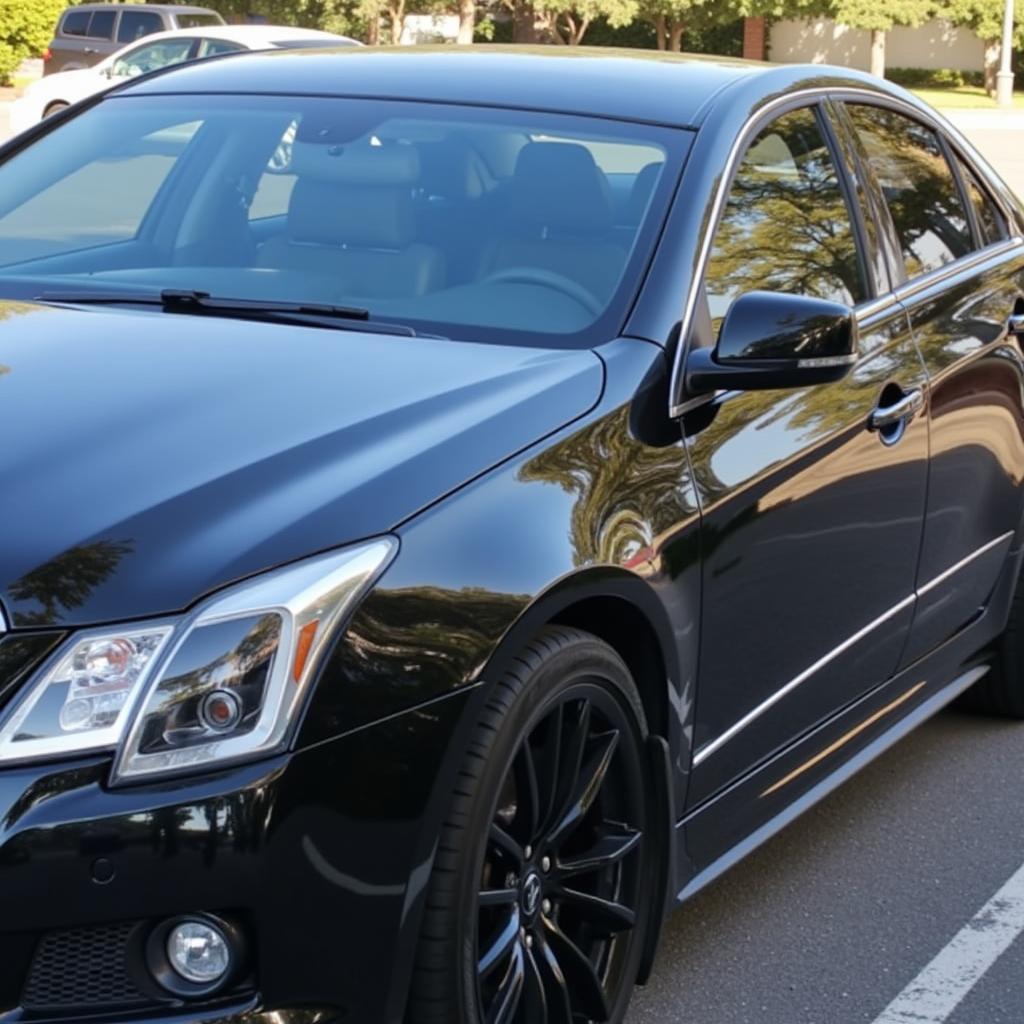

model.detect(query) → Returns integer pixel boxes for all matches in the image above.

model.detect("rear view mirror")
[686,291,857,394]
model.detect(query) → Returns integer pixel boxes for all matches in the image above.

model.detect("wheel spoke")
[522,944,549,1022]
[546,728,619,849]
[531,702,565,835]
[558,824,641,877]
[479,887,519,908]
[487,943,525,1024]
[489,823,525,866]
[513,738,541,840]
[534,934,574,1024]
[479,910,520,980]
[557,886,636,933]
[542,919,611,1022]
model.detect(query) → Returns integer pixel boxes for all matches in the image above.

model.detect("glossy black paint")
[686,291,857,392]
[1,48,1024,1024]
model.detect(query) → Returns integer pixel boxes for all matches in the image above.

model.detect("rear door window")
[87,10,116,39]
[61,10,91,36]
[197,39,245,57]
[117,9,164,43]
[846,104,972,278]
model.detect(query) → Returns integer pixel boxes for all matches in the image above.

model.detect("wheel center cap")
[521,872,543,917]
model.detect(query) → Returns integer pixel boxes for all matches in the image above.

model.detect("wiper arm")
[36,289,417,337]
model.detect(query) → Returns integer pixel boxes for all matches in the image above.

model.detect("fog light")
[166,920,231,984]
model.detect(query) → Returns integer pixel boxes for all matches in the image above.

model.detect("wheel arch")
[480,567,682,748]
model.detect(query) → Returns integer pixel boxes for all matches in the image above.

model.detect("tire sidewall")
[454,637,652,1024]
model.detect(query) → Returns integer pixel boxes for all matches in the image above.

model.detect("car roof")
[120,24,352,46]
[120,45,897,129]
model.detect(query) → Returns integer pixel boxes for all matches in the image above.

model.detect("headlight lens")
[0,537,397,780]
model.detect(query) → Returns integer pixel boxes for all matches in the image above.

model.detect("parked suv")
[44,4,224,74]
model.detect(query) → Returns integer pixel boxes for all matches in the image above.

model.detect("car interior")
[0,99,679,343]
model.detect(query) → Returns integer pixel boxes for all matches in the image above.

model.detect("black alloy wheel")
[410,627,652,1024]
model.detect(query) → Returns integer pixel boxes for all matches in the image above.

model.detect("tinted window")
[61,10,90,36]
[847,105,971,278]
[174,13,225,27]
[88,10,115,38]
[957,157,1007,247]
[705,106,866,331]
[116,10,164,43]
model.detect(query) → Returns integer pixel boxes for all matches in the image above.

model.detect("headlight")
[0,538,397,781]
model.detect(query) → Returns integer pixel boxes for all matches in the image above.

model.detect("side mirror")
[686,291,858,394]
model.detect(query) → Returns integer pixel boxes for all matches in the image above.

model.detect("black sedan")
[0,46,1021,1024]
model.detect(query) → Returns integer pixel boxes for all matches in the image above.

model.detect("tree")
[939,0,1024,94]
[533,0,639,43]
[638,0,734,51]
[0,0,65,85]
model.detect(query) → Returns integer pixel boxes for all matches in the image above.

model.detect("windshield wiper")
[36,289,417,337]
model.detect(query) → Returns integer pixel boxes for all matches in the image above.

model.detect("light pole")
[996,0,1015,107]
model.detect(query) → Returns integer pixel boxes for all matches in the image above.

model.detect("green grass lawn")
[910,84,1024,109]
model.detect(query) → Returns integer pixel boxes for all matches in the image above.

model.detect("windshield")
[0,94,689,346]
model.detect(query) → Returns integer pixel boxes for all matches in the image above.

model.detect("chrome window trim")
[893,237,1024,307]
[669,85,1024,419]
[692,531,1016,767]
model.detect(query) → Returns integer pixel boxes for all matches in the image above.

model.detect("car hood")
[0,302,603,627]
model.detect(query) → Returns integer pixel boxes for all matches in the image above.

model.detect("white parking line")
[871,859,1024,1023]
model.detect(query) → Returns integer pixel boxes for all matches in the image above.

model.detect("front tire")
[409,627,653,1024]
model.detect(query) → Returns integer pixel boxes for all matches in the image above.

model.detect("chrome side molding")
[693,530,1016,767]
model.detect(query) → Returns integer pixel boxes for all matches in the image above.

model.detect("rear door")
[684,102,930,808]
[840,102,1024,665]
[49,9,118,72]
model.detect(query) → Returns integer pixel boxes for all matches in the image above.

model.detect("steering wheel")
[481,267,604,317]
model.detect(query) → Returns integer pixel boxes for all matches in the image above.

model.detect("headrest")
[287,178,414,249]
[627,161,663,225]
[508,142,613,232]
[415,140,485,201]
[288,140,421,186]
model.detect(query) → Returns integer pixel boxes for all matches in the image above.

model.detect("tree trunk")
[669,21,683,51]
[984,38,1000,96]
[869,28,885,78]
[389,0,404,45]
[512,0,537,42]
[654,14,666,51]
[457,0,475,44]
[366,15,380,45]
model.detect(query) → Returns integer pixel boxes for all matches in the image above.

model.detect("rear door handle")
[870,387,925,431]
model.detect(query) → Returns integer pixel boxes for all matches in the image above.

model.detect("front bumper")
[0,685,479,1024]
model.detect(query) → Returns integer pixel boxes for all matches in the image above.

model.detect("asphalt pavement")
[627,707,1024,1024]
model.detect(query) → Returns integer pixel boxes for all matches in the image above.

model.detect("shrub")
[886,66,985,88]
[0,0,65,85]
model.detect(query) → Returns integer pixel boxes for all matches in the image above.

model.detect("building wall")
[769,18,987,72]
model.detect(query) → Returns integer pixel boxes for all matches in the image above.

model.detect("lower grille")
[22,921,149,1011]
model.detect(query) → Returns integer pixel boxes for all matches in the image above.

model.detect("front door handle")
[1009,313,1024,336]
[870,387,925,431]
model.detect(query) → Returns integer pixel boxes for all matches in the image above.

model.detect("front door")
[684,103,929,808]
